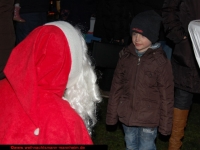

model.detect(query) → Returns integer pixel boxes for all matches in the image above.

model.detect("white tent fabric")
[188,20,200,68]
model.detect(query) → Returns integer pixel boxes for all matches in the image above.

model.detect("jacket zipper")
[129,56,141,125]
[137,57,141,65]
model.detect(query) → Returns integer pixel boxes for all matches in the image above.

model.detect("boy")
[106,10,174,150]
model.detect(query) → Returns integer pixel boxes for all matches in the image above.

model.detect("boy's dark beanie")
[130,10,162,43]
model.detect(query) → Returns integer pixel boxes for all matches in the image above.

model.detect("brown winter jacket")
[106,43,174,135]
[162,0,200,93]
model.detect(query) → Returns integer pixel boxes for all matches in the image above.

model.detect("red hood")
[4,25,72,126]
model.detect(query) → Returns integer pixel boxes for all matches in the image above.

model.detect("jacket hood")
[127,43,161,56]
[3,21,82,126]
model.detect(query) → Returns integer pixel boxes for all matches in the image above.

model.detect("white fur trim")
[45,21,83,88]
[34,128,40,136]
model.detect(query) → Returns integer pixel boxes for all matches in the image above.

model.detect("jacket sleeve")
[157,59,174,135]
[106,57,125,125]
[162,0,186,43]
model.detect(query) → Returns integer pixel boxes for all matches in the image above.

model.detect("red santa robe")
[0,22,93,144]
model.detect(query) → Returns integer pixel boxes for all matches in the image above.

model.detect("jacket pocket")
[144,71,157,87]
[137,99,159,124]
[117,97,129,118]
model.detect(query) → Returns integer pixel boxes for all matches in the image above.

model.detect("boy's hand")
[158,132,170,142]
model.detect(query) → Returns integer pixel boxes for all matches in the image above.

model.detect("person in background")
[162,0,200,149]
[0,21,101,144]
[93,0,131,98]
[13,0,25,22]
[106,10,174,150]
[15,0,49,45]
[59,0,96,36]
[93,0,130,44]
[0,0,15,80]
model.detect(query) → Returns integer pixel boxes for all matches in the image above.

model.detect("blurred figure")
[93,0,131,98]
[13,0,25,22]
[0,21,101,144]
[93,0,130,44]
[15,0,49,45]
[0,0,15,80]
[162,0,200,149]
[59,0,96,35]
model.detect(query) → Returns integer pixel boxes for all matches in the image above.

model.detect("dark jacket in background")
[106,43,174,135]
[163,0,200,93]
[0,0,15,79]
[19,0,49,13]
[15,0,49,45]
[93,0,130,41]
[60,0,96,34]
[130,0,164,16]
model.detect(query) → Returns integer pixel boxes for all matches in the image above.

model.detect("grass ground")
[92,97,200,150]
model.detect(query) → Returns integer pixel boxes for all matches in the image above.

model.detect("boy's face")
[132,32,152,52]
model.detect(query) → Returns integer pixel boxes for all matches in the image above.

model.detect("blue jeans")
[174,88,193,110]
[122,124,157,150]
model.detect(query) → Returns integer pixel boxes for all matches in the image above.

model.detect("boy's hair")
[130,10,162,43]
